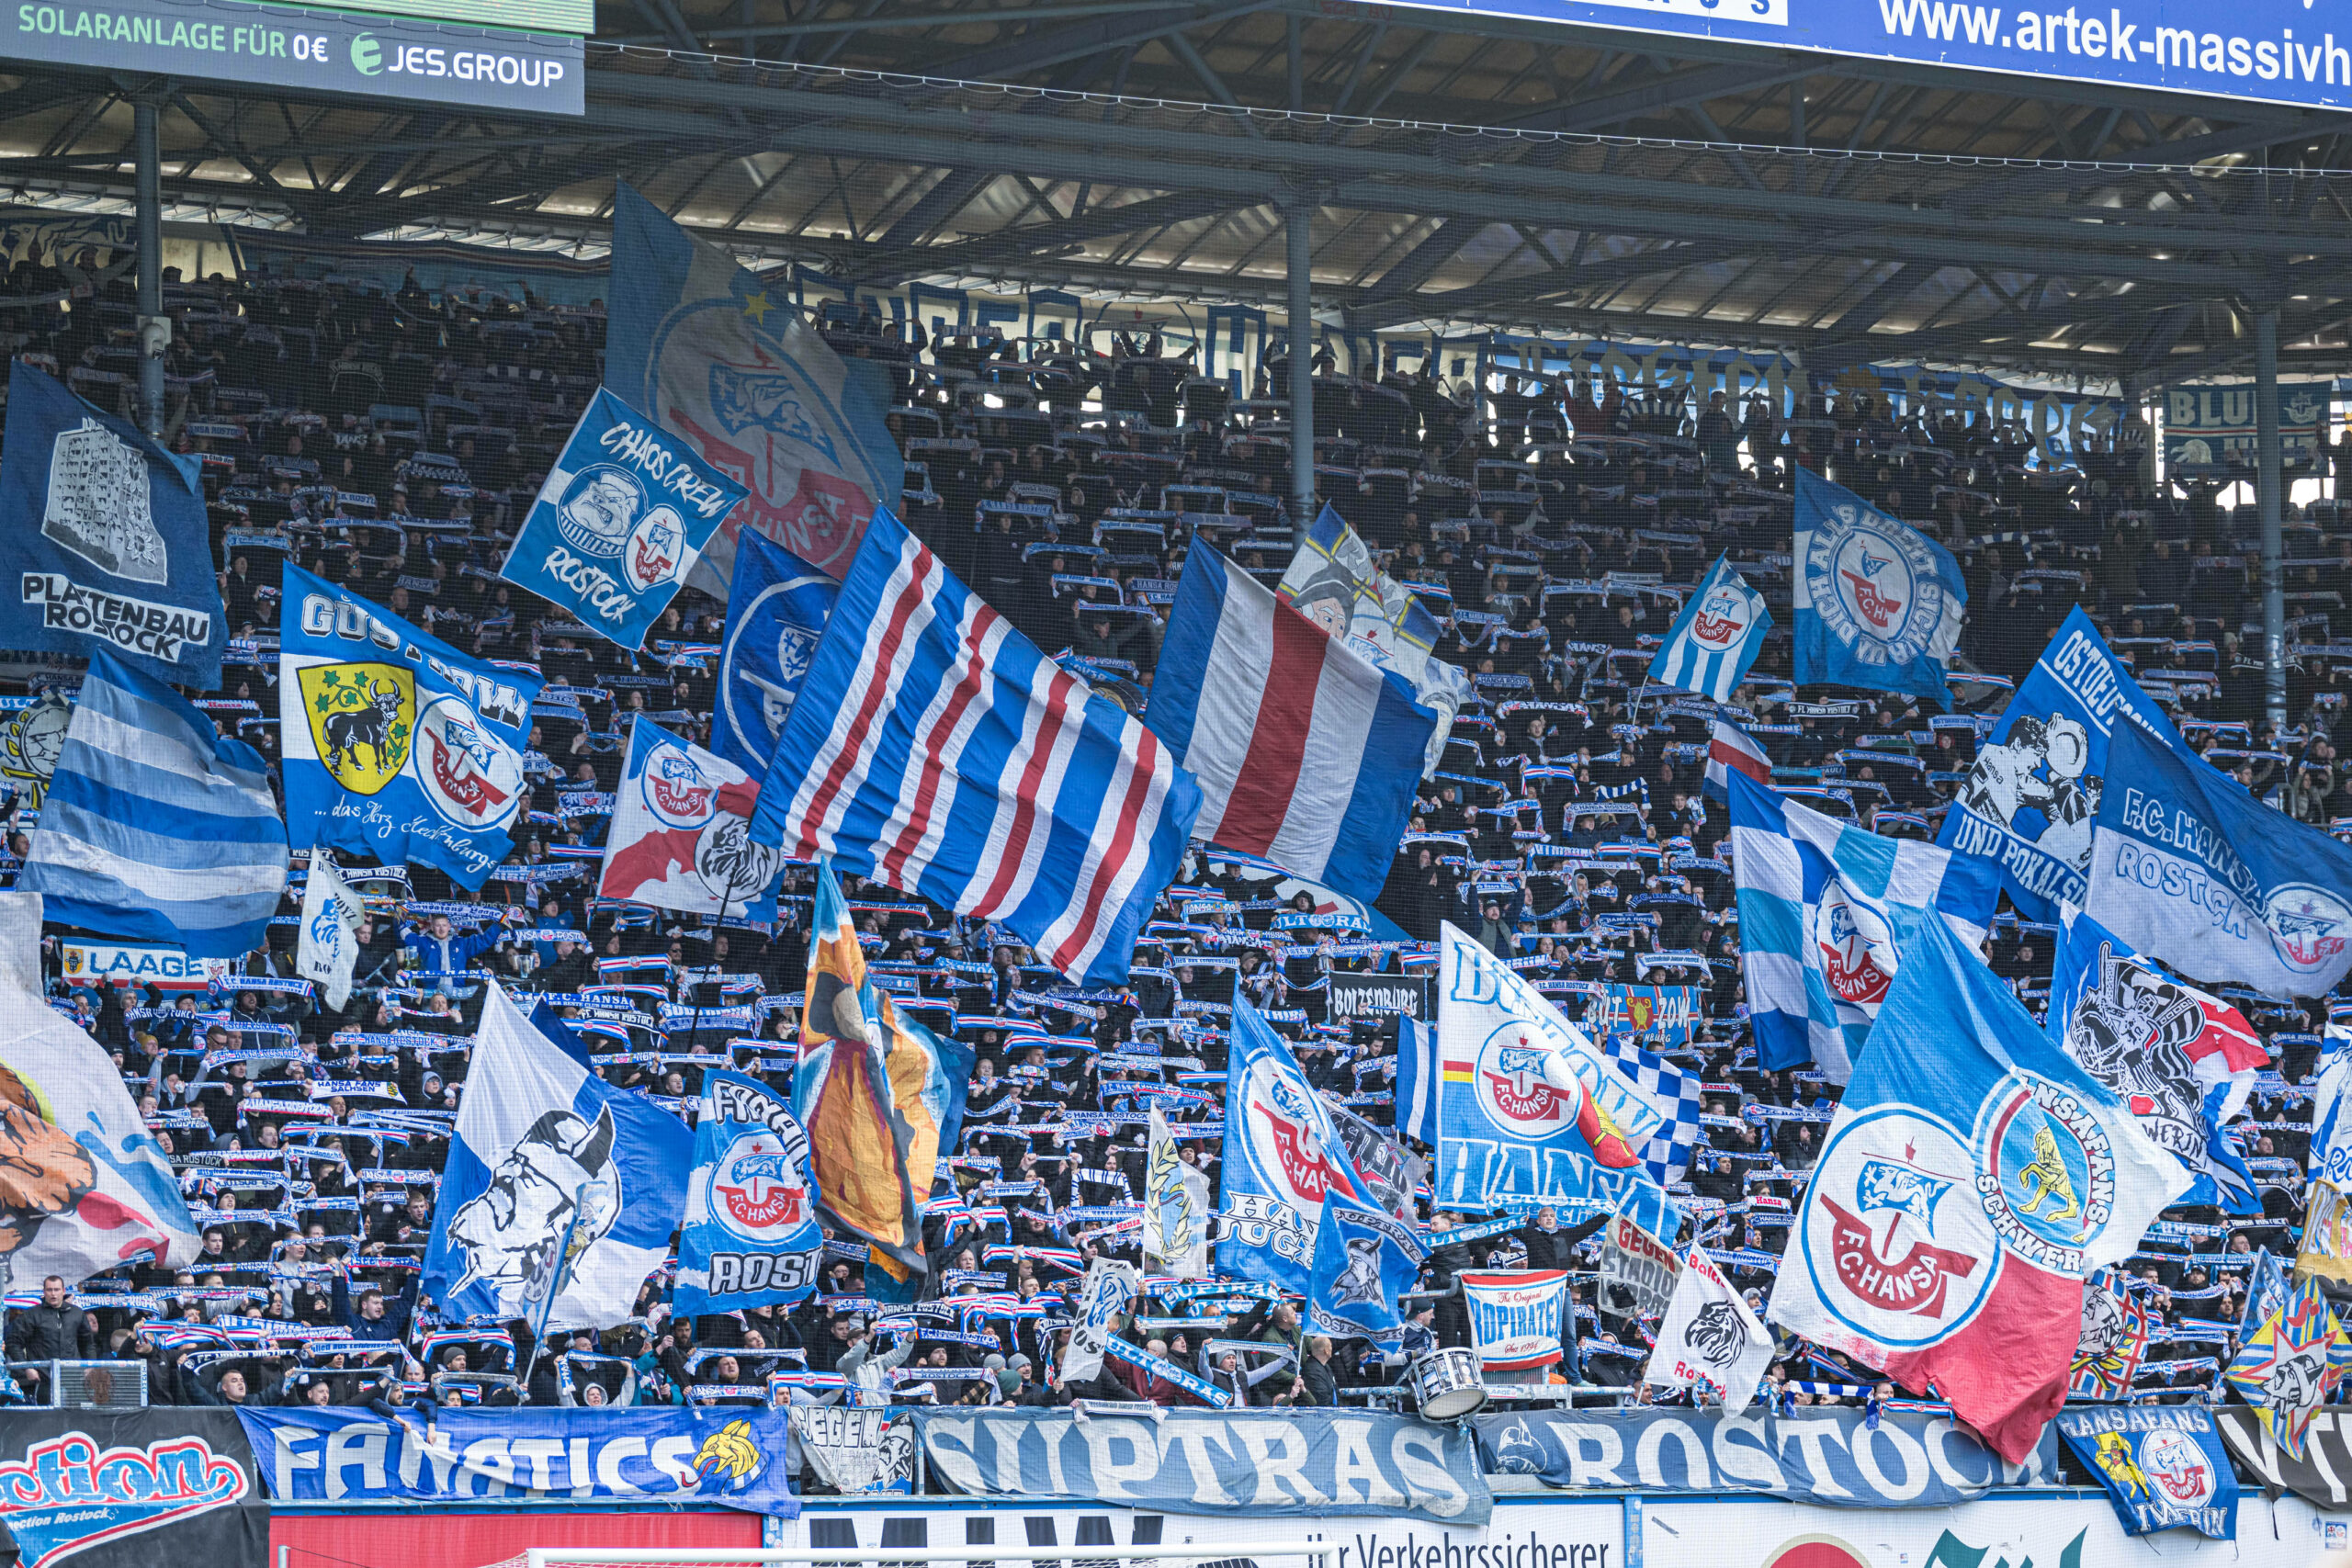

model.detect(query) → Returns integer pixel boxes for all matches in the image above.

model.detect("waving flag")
[1306,1189,1424,1349]
[1702,718,1772,801]
[1647,1246,1773,1412]
[1792,468,1965,710]
[2048,902,2264,1213]
[499,388,745,650]
[607,184,902,586]
[2224,1256,2352,1460]
[280,563,542,890]
[1599,1034,1702,1185]
[1217,995,1367,1294]
[746,508,1198,987]
[0,895,197,1283]
[1143,1107,1211,1279]
[1149,543,1434,900]
[1647,554,1770,705]
[1277,502,1466,775]
[675,1069,822,1317]
[1939,608,2178,919]
[20,649,288,958]
[797,861,972,1280]
[1728,769,1999,1082]
[2086,716,2352,999]
[2310,1026,2352,1190]
[424,983,692,1327]
[297,856,364,1010]
[0,361,223,687]
[2068,1267,2154,1399]
[1436,921,1679,1241]
[600,716,784,920]
[1766,910,2187,1463]
[709,531,836,780]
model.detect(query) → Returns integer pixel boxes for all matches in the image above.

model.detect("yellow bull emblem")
[300,663,415,794]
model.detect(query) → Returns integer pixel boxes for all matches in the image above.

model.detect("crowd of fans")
[0,250,2347,1455]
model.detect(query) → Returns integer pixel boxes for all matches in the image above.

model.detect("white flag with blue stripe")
[1727,769,1999,1083]
[21,650,288,958]
[1646,554,1770,704]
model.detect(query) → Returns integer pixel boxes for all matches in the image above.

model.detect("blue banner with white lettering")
[912,1408,1491,1525]
[278,563,545,889]
[1939,607,2178,921]
[499,387,745,650]
[0,360,224,687]
[675,1069,823,1318]
[236,1406,799,1516]
[2056,1405,2239,1538]
[1792,468,1966,711]
[1216,996,1371,1296]
[2086,716,2352,998]
[709,530,837,780]
[1474,1407,2057,1506]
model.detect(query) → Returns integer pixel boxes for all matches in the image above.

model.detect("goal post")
[524,1544,1340,1568]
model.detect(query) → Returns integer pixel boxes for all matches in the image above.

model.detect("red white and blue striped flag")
[746,509,1200,987]
[1147,546,1435,901]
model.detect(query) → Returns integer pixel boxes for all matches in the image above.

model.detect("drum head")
[1420,1382,1488,1421]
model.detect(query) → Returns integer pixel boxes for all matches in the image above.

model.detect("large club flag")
[1599,1033,1702,1185]
[498,387,746,650]
[2310,1025,2352,1190]
[1702,718,1772,801]
[2048,901,2264,1214]
[1217,994,1369,1295]
[709,531,836,781]
[0,893,196,1284]
[1306,1188,1425,1349]
[1646,554,1770,704]
[2223,1254,2352,1460]
[19,650,288,959]
[796,861,972,1280]
[674,1069,822,1318]
[296,855,364,1011]
[2086,715,2352,999]
[1647,1247,1773,1412]
[423,983,693,1328]
[1143,1107,1211,1279]
[1938,608,2179,920]
[745,509,1199,987]
[599,716,786,921]
[0,361,223,688]
[1277,502,1467,776]
[1726,768,2000,1083]
[607,183,904,587]
[1435,922,1680,1242]
[1148,543,1436,900]
[279,563,543,891]
[1792,468,1966,710]
[1766,912,2188,1464]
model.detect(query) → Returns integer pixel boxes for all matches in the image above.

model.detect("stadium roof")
[10,0,2352,382]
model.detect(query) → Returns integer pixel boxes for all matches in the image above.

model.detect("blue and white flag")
[1435,921,1680,1240]
[20,650,287,958]
[1396,1015,1440,1147]
[1306,1188,1424,1348]
[1727,768,2000,1082]
[598,716,783,921]
[607,183,903,589]
[296,856,364,1010]
[499,387,746,650]
[746,509,1198,987]
[1217,995,1369,1295]
[1059,1257,1142,1384]
[675,1069,822,1318]
[2309,1026,2352,1190]
[1600,1033,1702,1185]
[2056,1406,2239,1539]
[424,983,692,1327]
[0,361,223,687]
[1150,543,1434,900]
[2048,902,2264,1215]
[1646,553,1770,704]
[1792,468,1966,710]
[279,563,544,890]
[710,531,836,780]
[2086,716,2352,999]
[1939,608,2179,921]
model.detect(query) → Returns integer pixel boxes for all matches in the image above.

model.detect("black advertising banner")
[0,1409,266,1568]
[1329,971,1427,1022]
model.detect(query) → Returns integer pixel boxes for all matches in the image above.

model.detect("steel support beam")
[1288,198,1315,525]
[2256,307,2287,736]
[134,94,164,438]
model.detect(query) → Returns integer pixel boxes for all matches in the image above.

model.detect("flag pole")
[520,1177,607,1395]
